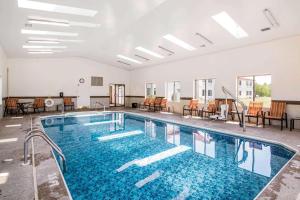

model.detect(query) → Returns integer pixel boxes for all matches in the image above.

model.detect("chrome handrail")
[222,86,247,132]
[24,130,66,172]
[25,129,62,152]
[95,102,106,112]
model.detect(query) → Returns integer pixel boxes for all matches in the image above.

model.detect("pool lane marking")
[83,119,121,126]
[116,159,138,172]
[98,130,143,142]
[135,170,162,188]
[135,145,191,167]
[117,145,191,172]
[173,186,190,200]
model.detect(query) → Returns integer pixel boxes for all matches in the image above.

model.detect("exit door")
[109,84,125,107]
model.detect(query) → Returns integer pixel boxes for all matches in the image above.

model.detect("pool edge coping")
[39,111,299,200]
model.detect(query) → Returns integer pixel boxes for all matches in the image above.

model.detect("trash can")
[132,103,138,108]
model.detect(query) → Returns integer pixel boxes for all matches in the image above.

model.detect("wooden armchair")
[149,97,162,111]
[139,98,150,109]
[4,98,19,116]
[263,101,287,130]
[201,100,217,118]
[158,98,168,111]
[64,97,75,110]
[33,98,45,113]
[183,99,199,116]
[245,102,263,126]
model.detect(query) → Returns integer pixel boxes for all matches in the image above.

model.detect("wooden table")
[290,117,300,131]
[17,102,32,114]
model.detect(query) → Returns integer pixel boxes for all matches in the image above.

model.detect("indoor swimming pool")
[41,112,295,200]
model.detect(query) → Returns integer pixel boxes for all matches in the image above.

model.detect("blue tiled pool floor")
[42,113,294,200]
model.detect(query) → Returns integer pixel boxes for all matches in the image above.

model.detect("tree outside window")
[237,75,271,107]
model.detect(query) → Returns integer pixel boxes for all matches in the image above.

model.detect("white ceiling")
[0,0,300,70]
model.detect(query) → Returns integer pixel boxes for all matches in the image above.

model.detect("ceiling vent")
[261,9,279,32]
[158,45,175,56]
[134,54,150,61]
[117,60,131,66]
[195,33,213,46]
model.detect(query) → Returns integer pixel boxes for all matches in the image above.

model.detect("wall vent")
[91,76,103,86]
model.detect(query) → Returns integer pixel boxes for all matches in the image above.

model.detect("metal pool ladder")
[24,129,67,172]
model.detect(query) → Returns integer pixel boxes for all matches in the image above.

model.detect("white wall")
[130,36,300,101]
[0,44,7,98]
[7,57,130,107]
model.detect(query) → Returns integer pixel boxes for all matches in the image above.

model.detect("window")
[165,81,180,102]
[194,79,215,103]
[145,83,156,98]
[237,75,271,107]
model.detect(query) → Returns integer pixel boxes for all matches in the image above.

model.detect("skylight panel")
[28,51,54,54]
[28,40,60,44]
[117,55,142,64]
[28,37,83,43]
[27,16,101,28]
[135,47,164,58]
[18,0,98,17]
[23,45,67,49]
[163,34,196,51]
[21,29,78,37]
[212,11,248,39]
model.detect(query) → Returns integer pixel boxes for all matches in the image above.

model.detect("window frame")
[145,83,156,98]
[165,81,181,102]
[237,74,272,107]
[194,78,216,104]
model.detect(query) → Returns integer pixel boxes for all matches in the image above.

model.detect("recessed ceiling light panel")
[18,0,98,17]
[212,11,248,39]
[21,29,78,37]
[117,55,142,64]
[23,45,67,49]
[28,40,60,44]
[135,47,164,58]
[29,37,83,43]
[28,51,54,54]
[163,34,196,51]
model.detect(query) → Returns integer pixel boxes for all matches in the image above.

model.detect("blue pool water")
[41,112,295,200]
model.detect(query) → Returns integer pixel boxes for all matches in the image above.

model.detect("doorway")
[109,84,125,107]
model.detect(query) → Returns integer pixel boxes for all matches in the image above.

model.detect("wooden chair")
[64,97,75,110]
[146,98,156,110]
[183,99,199,116]
[139,98,150,109]
[149,97,162,111]
[157,98,168,111]
[201,100,217,118]
[4,98,19,116]
[263,101,287,130]
[33,98,45,113]
[245,102,263,126]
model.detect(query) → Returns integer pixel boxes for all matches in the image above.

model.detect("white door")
[77,78,90,108]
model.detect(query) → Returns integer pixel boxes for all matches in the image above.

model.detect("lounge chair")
[33,98,46,113]
[4,98,19,116]
[183,99,199,116]
[263,101,287,130]
[201,100,217,118]
[245,102,263,126]
[64,97,75,110]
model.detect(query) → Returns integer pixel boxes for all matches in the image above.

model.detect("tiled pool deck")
[0,109,299,200]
